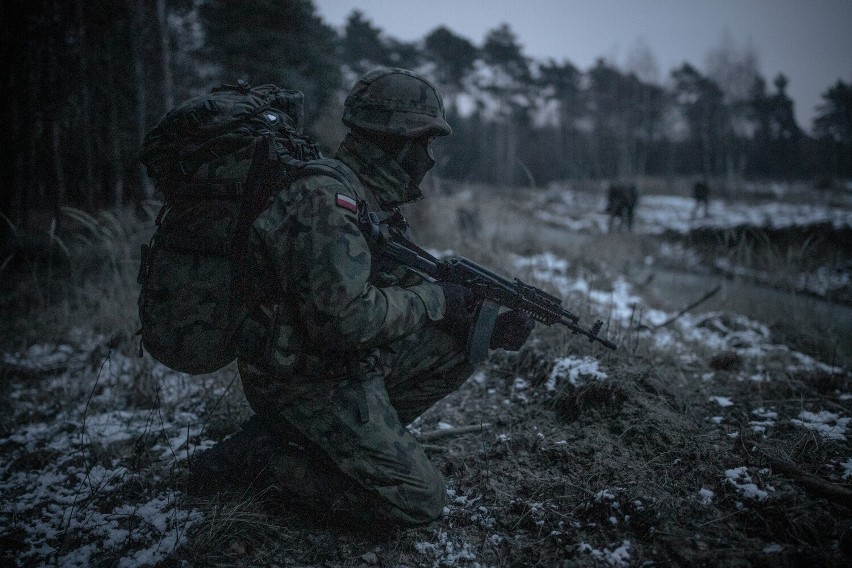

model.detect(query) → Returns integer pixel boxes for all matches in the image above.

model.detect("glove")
[436,282,475,337]
[489,310,535,351]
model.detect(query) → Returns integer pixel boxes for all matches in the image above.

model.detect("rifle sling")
[467,300,500,365]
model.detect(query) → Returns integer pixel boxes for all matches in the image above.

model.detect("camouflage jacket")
[238,133,445,376]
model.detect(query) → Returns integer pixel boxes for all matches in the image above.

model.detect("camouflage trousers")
[238,324,474,527]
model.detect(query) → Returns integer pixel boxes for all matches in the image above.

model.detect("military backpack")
[137,80,326,375]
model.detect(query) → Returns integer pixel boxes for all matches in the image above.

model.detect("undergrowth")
[0,205,155,351]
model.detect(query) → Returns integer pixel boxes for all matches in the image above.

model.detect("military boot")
[187,414,280,496]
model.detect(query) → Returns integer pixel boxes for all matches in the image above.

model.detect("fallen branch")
[696,510,746,527]
[756,450,852,508]
[653,284,722,329]
[764,455,852,507]
[418,423,492,443]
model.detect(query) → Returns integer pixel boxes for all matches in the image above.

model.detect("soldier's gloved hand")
[436,282,475,337]
[489,310,535,351]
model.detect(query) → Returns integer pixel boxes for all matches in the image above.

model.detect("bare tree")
[625,38,660,85]
[704,31,761,190]
[705,31,760,105]
[672,63,726,180]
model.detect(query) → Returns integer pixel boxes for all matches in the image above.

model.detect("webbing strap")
[298,159,354,183]
[231,135,283,312]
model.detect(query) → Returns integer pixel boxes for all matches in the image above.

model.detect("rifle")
[359,210,617,361]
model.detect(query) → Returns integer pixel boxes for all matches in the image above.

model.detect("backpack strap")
[297,159,367,202]
[229,134,285,336]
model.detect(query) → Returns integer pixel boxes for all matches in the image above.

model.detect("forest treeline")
[3,0,851,228]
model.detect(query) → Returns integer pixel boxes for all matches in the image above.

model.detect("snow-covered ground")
[513,252,846,386]
[513,248,843,370]
[534,186,852,235]
[1,333,218,567]
[527,185,852,301]
[2,258,848,566]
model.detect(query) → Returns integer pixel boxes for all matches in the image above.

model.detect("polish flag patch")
[335,193,358,213]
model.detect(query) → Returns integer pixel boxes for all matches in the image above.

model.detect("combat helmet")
[343,68,452,138]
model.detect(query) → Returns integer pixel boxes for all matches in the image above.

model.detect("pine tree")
[339,9,389,75]
[813,80,851,176]
[197,0,340,125]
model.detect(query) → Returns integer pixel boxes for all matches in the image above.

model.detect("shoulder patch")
[335,193,358,213]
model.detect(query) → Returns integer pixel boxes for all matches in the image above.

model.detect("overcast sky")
[314,0,852,133]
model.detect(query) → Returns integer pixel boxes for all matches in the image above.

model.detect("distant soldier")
[692,180,710,218]
[605,183,638,232]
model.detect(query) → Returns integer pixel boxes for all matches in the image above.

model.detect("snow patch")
[414,532,478,567]
[547,357,607,390]
[710,396,734,407]
[842,458,852,480]
[578,540,632,567]
[791,410,850,441]
[724,466,769,500]
[1,336,218,566]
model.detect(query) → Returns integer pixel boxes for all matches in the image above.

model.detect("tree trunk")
[51,1,67,220]
[590,119,603,180]
[637,90,654,177]
[1,0,21,233]
[73,0,95,208]
[24,104,40,230]
[617,118,632,179]
[500,120,518,187]
[26,32,49,228]
[50,121,66,213]
[131,0,151,199]
[107,33,125,208]
[700,113,713,178]
[156,0,175,111]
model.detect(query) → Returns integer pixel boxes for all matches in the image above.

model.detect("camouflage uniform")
[233,69,474,526]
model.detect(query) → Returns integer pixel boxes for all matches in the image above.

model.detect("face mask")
[396,138,435,187]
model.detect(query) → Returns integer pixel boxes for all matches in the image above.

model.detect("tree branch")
[417,423,492,443]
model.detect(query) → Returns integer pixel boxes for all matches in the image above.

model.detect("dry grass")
[0,205,156,351]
